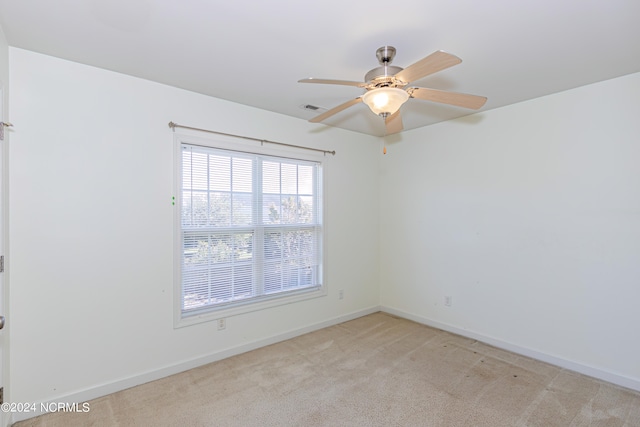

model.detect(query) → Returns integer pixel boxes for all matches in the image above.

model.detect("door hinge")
[0,255,3,273]
[0,387,3,404]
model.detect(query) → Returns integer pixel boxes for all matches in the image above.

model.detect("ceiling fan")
[299,46,487,135]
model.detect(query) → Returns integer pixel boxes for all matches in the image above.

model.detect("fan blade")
[298,78,367,87]
[385,111,403,135]
[409,87,487,110]
[394,50,462,84]
[309,97,363,123]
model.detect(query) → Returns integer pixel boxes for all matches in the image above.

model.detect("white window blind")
[180,143,323,317]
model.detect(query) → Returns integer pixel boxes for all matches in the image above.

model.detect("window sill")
[174,285,327,328]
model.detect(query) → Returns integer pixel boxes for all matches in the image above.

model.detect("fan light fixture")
[362,87,409,118]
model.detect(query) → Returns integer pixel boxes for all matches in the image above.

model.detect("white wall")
[380,72,640,390]
[0,26,7,91]
[0,22,10,427]
[8,48,380,407]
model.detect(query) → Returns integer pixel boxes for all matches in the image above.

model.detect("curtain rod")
[168,122,335,156]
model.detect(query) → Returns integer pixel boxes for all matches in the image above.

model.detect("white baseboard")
[12,305,381,423]
[380,305,640,393]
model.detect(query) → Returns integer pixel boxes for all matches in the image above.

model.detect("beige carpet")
[14,312,640,426]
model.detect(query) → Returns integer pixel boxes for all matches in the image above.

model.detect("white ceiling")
[0,0,639,137]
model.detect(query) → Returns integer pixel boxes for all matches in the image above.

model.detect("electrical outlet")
[338,289,344,300]
[444,296,452,307]
[217,318,226,330]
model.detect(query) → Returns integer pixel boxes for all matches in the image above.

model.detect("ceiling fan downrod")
[365,46,404,83]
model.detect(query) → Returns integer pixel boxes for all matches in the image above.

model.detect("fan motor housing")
[364,66,404,85]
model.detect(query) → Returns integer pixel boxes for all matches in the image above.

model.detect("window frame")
[173,133,328,328]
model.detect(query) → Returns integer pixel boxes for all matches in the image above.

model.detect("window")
[176,139,324,325]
